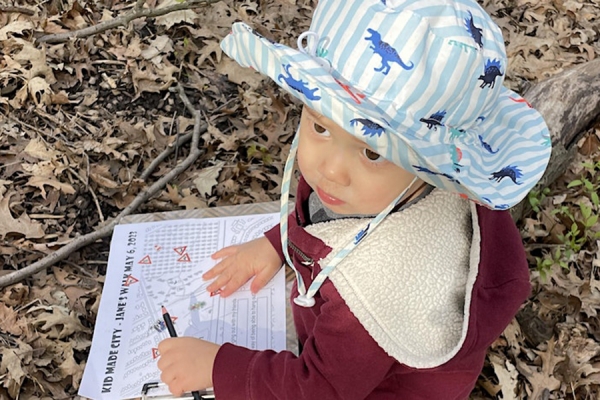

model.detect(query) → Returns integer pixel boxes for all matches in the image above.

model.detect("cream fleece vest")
[304,189,480,368]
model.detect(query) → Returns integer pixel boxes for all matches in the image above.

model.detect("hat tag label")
[297,31,332,71]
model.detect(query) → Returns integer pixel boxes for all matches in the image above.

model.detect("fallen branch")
[36,0,221,44]
[0,85,204,288]
[0,5,35,15]
[141,131,195,180]
[511,57,600,220]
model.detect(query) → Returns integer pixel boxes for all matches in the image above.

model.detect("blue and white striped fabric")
[221,0,551,306]
[221,0,551,210]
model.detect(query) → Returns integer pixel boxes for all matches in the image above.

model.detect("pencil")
[161,305,178,337]
[161,306,203,400]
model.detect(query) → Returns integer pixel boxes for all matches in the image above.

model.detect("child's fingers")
[220,274,252,297]
[205,272,231,294]
[249,266,278,294]
[202,257,235,280]
[210,245,238,259]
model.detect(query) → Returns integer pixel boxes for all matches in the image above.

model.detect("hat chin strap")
[280,128,419,308]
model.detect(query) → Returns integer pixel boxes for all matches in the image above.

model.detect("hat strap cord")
[279,128,418,308]
[297,31,331,70]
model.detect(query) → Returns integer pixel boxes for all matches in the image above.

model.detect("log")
[511,58,600,220]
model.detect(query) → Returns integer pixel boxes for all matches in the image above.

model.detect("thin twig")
[67,167,105,223]
[169,111,179,168]
[140,131,197,180]
[0,6,35,15]
[0,84,204,288]
[36,0,222,44]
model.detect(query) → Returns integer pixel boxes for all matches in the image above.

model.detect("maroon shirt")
[213,178,530,399]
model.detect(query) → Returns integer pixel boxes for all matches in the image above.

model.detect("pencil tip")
[161,305,167,313]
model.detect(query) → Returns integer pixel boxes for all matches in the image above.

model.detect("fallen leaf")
[517,338,565,399]
[0,192,45,239]
[216,57,265,88]
[0,303,24,336]
[180,193,207,210]
[26,175,76,198]
[490,353,519,400]
[0,347,27,398]
[30,305,89,339]
[0,21,34,41]
[23,138,58,161]
[193,162,225,197]
[155,0,199,29]
[140,35,174,62]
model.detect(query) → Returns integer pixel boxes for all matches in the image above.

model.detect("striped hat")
[220,0,551,209]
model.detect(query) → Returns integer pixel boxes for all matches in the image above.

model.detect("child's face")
[297,106,420,215]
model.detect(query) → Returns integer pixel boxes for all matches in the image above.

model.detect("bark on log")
[511,58,600,221]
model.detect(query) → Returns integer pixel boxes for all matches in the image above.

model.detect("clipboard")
[141,382,215,399]
[79,201,298,400]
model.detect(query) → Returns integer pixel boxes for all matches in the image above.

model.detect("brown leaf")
[0,283,29,307]
[0,303,24,336]
[58,345,84,389]
[23,138,59,161]
[0,192,45,239]
[0,347,27,398]
[489,353,519,400]
[179,192,207,210]
[193,162,224,197]
[517,338,565,399]
[26,175,76,198]
[155,0,199,29]
[30,305,89,339]
[215,57,265,88]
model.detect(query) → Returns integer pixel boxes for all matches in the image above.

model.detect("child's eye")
[363,148,383,162]
[313,122,330,136]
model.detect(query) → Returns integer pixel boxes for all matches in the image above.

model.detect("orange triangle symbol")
[173,246,187,255]
[124,275,139,287]
[152,348,160,359]
[138,255,152,265]
[177,253,191,262]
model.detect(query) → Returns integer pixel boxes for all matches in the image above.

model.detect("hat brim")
[221,23,551,209]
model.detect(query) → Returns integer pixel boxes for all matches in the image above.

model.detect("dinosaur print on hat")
[479,59,503,89]
[464,11,483,48]
[490,166,523,185]
[365,28,414,75]
[350,118,386,137]
[420,111,446,130]
[278,64,321,100]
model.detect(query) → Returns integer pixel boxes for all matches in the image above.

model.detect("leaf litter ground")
[0,0,600,398]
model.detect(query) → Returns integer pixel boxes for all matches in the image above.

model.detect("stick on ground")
[0,85,205,288]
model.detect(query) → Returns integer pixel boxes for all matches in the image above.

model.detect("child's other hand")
[157,337,219,396]
[203,236,282,297]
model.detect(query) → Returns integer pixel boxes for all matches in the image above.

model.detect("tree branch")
[511,58,600,221]
[36,0,222,44]
[0,85,204,288]
[0,6,35,15]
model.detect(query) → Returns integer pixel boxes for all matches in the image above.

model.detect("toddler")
[157,0,551,398]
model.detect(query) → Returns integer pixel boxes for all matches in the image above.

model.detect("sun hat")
[220,0,551,210]
[220,0,552,307]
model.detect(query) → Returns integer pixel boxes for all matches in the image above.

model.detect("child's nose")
[317,151,350,186]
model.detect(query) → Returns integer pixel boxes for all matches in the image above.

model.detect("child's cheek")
[296,138,319,190]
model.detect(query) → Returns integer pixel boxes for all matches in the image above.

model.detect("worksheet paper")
[79,213,286,400]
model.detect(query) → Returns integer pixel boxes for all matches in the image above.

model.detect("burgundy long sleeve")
[211,178,531,399]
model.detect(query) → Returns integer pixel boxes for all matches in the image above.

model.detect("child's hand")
[157,337,220,396]
[203,236,282,297]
